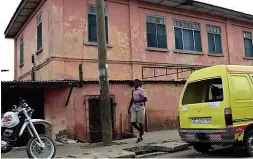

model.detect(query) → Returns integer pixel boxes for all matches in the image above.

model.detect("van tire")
[193,143,211,153]
[244,129,253,157]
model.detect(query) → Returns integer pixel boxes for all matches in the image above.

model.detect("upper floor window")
[37,13,42,50]
[243,32,253,57]
[20,36,24,65]
[146,15,167,49]
[207,25,222,54]
[174,20,202,52]
[88,4,108,43]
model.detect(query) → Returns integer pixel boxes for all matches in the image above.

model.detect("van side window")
[230,75,253,100]
[182,78,223,105]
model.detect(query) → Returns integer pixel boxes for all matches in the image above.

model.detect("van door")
[179,77,227,129]
[228,74,253,127]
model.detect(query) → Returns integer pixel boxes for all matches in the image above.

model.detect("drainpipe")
[31,54,35,81]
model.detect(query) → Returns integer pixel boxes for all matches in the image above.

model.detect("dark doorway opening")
[1,88,45,146]
[88,96,116,143]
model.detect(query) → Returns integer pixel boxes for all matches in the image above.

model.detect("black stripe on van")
[233,118,253,123]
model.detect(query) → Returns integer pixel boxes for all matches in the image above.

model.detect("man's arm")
[128,98,133,113]
[133,89,147,103]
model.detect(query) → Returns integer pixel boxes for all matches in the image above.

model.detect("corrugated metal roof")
[1,79,186,85]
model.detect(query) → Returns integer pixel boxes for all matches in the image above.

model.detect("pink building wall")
[13,0,253,81]
[10,0,253,142]
[14,0,51,80]
[44,82,184,142]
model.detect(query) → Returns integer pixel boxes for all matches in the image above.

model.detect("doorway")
[88,96,116,143]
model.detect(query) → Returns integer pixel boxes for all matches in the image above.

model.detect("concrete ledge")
[59,149,135,158]
[102,149,136,158]
[150,141,189,152]
[135,152,168,158]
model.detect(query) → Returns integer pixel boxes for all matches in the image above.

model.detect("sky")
[0,0,253,81]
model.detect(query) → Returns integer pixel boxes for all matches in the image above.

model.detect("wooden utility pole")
[96,0,113,145]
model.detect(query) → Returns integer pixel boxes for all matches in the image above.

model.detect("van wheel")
[244,129,253,157]
[193,143,211,153]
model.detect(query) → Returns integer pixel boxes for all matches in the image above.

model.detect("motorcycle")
[1,99,56,158]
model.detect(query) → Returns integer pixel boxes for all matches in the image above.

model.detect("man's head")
[133,79,141,88]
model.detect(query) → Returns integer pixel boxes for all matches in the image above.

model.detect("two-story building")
[4,0,253,142]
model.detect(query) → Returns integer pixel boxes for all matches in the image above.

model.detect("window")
[230,75,253,100]
[20,36,24,65]
[37,13,42,50]
[174,20,202,52]
[182,78,223,105]
[207,25,222,54]
[243,32,253,57]
[88,4,108,43]
[146,15,167,48]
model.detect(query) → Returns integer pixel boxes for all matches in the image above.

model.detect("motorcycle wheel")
[26,134,56,159]
[1,145,13,153]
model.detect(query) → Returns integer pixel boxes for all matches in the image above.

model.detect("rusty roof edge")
[4,0,27,36]
[4,0,44,39]
[193,1,253,21]
[1,79,186,84]
[4,0,253,38]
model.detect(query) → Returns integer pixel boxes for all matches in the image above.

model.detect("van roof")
[188,65,253,81]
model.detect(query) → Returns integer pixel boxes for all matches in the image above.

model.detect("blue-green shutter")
[147,23,156,48]
[88,14,97,42]
[105,16,108,43]
[157,24,167,48]
[244,39,253,57]
[37,23,42,50]
[208,33,215,53]
[175,28,183,50]
[215,34,222,53]
[183,29,194,51]
[20,43,24,64]
[194,31,202,52]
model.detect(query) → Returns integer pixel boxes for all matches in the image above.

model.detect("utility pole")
[96,0,113,145]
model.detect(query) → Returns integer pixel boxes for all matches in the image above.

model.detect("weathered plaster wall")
[44,82,183,142]
[14,0,253,80]
[49,0,253,81]
[14,0,51,80]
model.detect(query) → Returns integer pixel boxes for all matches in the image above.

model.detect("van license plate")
[191,118,211,124]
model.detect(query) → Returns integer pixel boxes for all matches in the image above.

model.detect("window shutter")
[183,29,194,51]
[194,31,202,52]
[147,23,157,48]
[244,39,253,57]
[215,34,222,53]
[88,14,97,42]
[37,23,42,50]
[20,42,24,65]
[208,33,215,53]
[175,28,183,50]
[105,16,108,43]
[157,24,167,48]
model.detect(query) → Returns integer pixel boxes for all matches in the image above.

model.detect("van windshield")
[182,78,223,105]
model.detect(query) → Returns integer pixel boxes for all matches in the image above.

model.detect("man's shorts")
[130,108,145,124]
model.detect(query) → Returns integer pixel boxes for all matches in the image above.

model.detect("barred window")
[243,32,253,57]
[207,25,222,54]
[174,20,202,52]
[37,13,42,50]
[146,15,167,48]
[88,4,108,43]
[20,36,24,65]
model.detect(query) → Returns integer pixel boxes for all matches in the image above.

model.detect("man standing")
[128,79,147,143]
